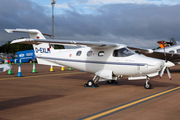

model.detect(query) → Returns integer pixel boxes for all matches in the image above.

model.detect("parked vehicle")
[0,58,4,63]
[10,50,36,63]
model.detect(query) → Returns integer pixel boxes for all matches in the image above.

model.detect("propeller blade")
[163,47,167,62]
[166,68,171,80]
[160,66,166,78]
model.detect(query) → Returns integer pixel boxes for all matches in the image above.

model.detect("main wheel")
[87,80,94,87]
[29,60,32,63]
[144,82,151,89]
[107,80,115,84]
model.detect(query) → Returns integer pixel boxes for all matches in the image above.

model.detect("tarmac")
[0,64,180,120]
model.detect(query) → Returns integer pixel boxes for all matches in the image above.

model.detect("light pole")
[51,0,56,39]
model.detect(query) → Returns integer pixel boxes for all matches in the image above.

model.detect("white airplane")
[5,29,175,89]
[0,64,12,72]
[128,39,180,79]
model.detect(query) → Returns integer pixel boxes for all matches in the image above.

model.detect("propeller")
[159,46,175,80]
[159,62,173,80]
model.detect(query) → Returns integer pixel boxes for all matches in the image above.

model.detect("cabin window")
[113,48,134,57]
[87,51,93,56]
[177,49,180,53]
[76,51,82,56]
[98,51,104,57]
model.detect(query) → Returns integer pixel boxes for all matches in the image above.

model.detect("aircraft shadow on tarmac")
[63,73,93,81]
[62,73,179,88]
[0,95,64,111]
[97,78,179,89]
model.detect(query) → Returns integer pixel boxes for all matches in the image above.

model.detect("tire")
[107,80,115,84]
[87,80,94,87]
[144,82,151,89]
[29,60,32,63]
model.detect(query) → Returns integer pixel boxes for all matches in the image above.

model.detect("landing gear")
[107,80,115,84]
[87,80,94,87]
[84,75,99,88]
[144,82,151,89]
[106,80,118,84]
[144,76,152,89]
[84,80,99,87]
[84,74,119,88]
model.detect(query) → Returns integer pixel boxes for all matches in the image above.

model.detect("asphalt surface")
[0,64,180,120]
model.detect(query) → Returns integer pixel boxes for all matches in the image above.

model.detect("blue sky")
[1,0,180,48]
[30,0,180,14]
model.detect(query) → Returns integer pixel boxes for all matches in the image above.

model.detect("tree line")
[0,39,64,54]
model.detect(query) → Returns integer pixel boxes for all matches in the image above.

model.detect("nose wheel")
[144,76,151,89]
[144,82,151,89]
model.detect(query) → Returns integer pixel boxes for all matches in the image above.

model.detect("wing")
[128,46,154,53]
[128,46,180,64]
[142,51,180,64]
[10,38,119,48]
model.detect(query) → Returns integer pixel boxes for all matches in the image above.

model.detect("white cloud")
[85,0,180,6]
[55,3,71,9]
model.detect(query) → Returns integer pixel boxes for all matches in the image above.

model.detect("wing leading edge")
[10,38,119,48]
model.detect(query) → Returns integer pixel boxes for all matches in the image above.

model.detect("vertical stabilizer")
[170,38,177,45]
[5,29,60,66]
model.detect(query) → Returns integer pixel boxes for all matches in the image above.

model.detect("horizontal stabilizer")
[5,29,46,39]
[5,29,38,34]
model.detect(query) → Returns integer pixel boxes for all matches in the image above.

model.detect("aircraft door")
[137,64,141,75]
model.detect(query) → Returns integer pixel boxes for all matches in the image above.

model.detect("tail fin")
[5,29,61,66]
[170,38,177,45]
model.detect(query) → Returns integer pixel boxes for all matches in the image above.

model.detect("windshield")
[113,48,135,57]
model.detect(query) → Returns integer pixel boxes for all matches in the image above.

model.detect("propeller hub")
[164,61,175,68]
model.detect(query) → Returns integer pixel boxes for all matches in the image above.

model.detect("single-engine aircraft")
[128,38,180,79]
[0,64,12,72]
[5,29,175,89]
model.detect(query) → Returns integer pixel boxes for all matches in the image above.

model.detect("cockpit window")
[113,48,135,57]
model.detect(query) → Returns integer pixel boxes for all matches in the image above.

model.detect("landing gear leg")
[144,76,152,89]
[84,75,99,88]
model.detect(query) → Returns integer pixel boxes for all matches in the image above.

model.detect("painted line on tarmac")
[0,72,83,81]
[80,86,180,120]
